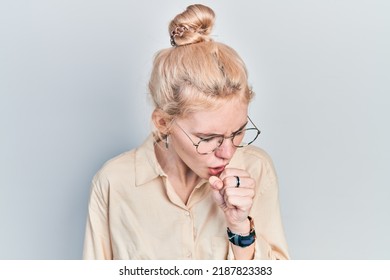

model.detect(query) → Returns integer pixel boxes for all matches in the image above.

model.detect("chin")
[195,169,211,180]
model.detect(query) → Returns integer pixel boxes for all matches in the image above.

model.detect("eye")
[200,136,216,143]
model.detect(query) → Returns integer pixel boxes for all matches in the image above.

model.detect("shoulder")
[90,135,157,190]
[96,150,136,178]
[232,145,275,168]
[90,149,136,192]
[231,145,279,191]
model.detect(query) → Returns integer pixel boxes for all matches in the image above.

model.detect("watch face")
[227,216,256,247]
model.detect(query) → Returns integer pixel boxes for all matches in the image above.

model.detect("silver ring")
[235,176,240,188]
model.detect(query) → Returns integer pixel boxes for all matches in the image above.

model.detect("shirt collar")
[135,134,167,186]
[134,134,210,190]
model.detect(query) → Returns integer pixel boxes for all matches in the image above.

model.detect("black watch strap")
[227,216,256,248]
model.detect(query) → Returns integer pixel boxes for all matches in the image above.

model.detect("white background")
[1,0,389,259]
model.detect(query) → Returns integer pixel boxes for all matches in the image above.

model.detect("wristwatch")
[227,216,256,248]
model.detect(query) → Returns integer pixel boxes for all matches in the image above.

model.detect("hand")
[209,168,255,233]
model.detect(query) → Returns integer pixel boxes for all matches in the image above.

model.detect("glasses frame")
[175,116,261,155]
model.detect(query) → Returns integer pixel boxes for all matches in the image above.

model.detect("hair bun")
[169,4,215,47]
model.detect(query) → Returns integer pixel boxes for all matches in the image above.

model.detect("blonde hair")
[148,4,254,124]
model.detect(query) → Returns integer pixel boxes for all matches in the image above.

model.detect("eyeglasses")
[175,116,261,155]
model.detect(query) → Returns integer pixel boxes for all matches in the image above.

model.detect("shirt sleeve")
[227,152,290,260]
[83,177,113,260]
[252,156,290,259]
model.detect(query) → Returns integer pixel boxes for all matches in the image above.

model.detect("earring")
[164,135,169,149]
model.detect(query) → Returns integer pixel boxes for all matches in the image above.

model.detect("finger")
[224,186,255,199]
[219,168,250,182]
[224,195,253,212]
[222,176,255,190]
[211,188,226,209]
[209,175,224,190]
[209,176,227,209]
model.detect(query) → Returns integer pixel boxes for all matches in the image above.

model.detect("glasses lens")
[197,137,224,154]
[196,128,260,154]
[233,128,260,147]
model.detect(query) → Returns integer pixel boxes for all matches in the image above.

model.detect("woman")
[83,4,289,260]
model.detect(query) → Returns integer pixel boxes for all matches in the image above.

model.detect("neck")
[154,141,201,202]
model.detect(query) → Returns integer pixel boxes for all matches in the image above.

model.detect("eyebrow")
[195,121,249,139]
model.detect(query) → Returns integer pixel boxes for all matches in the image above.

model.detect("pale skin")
[153,98,256,259]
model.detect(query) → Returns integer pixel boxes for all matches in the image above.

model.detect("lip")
[208,165,226,176]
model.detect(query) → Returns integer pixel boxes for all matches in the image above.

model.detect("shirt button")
[184,211,190,216]
[186,252,192,258]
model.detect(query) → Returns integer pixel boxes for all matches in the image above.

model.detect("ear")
[152,109,171,135]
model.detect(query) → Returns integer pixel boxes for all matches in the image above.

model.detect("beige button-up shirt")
[83,135,289,260]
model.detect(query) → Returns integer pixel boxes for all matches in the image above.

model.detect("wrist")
[227,218,250,235]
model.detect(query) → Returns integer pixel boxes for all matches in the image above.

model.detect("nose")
[214,138,236,160]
